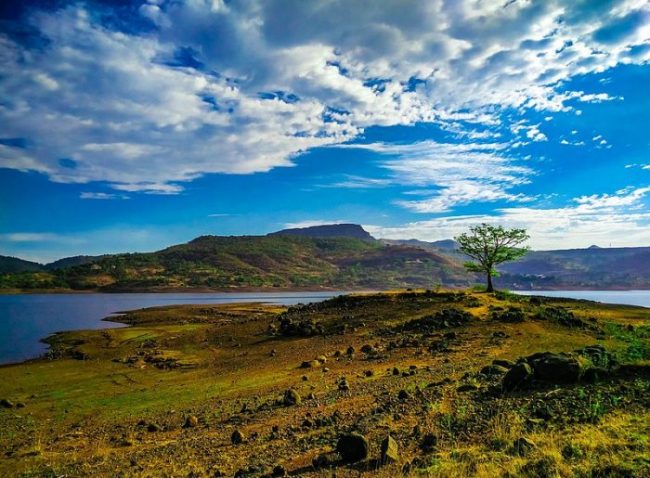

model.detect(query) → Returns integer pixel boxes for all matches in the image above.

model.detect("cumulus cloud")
[366,186,650,249]
[0,0,648,192]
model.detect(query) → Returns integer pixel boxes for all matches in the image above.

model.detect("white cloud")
[0,232,80,243]
[80,192,129,200]
[366,186,650,249]
[344,140,533,212]
[0,1,648,191]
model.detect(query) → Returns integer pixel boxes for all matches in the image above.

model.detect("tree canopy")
[455,223,529,292]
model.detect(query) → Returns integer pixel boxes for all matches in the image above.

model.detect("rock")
[301,360,320,369]
[312,453,334,469]
[392,367,400,376]
[398,389,411,400]
[0,398,14,408]
[336,432,369,462]
[512,437,537,456]
[283,389,301,406]
[360,344,377,355]
[380,435,399,464]
[502,362,534,391]
[183,415,199,428]
[316,355,328,364]
[420,433,437,452]
[272,464,287,477]
[231,429,245,444]
[147,423,162,432]
[338,379,350,391]
[493,359,515,368]
[527,352,584,383]
[364,370,374,377]
[480,364,510,375]
[457,383,479,392]
[346,346,355,356]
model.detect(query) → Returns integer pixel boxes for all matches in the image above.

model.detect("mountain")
[3,225,650,291]
[44,255,106,270]
[269,223,374,241]
[0,231,466,291]
[0,255,43,274]
[497,246,650,290]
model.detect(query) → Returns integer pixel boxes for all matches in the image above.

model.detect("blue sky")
[1,0,649,263]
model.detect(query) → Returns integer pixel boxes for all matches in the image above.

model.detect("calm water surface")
[516,290,650,307]
[0,292,346,364]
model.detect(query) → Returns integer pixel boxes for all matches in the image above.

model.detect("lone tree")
[455,223,529,293]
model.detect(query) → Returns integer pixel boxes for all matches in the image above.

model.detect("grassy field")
[0,291,648,477]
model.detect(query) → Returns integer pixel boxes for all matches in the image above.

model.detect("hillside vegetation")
[0,235,466,291]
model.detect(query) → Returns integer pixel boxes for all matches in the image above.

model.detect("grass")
[0,291,648,477]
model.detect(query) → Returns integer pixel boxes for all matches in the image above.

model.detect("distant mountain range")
[2,224,650,291]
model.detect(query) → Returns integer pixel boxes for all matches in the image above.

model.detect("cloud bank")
[0,0,648,193]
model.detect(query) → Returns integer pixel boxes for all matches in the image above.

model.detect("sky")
[1,0,649,263]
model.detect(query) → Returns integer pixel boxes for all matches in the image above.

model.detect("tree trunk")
[486,273,494,293]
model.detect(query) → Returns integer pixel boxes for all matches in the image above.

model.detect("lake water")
[516,290,650,308]
[0,292,346,365]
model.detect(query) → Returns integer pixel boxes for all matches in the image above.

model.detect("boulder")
[502,362,533,391]
[183,415,199,428]
[397,389,410,400]
[283,389,301,406]
[336,432,369,462]
[527,352,584,383]
[480,364,510,375]
[231,429,245,444]
[493,359,515,369]
[0,398,14,409]
[380,435,399,464]
[301,360,321,369]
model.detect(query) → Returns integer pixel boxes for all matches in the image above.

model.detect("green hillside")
[0,235,467,291]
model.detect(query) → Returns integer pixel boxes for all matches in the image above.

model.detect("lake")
[0,292,346,365]
[515,290,650,308]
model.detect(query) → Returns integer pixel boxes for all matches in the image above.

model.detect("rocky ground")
[0,290,648,477]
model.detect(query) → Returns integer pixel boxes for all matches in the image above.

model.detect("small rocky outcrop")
[231,429,245,445]
[336,432,369,463]
[283,389,301,406]
[502,363,534,391]
[380,435,399,464]
[183,415,199,428]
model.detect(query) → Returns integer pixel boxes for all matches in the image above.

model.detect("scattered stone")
[271,465,287,477]
[283,389,301,406]
[512,437,537,456]
[527,352,584,383]
[420,433,437,452]
[457,383,479,392]
[231,429,245,445]
[0,399,14,409]
[183,415,199,428]
[312,453,334,469]
[502,362,534,391]
[338,378,350,391]
[392,367,400,376]
[147,423,162,433]
[364,370,374,377]
[491,307,525,323]
[398,389,411,400]
[480,364,510,375]
[493,359,515,369]
[380,435,399,464]
[346,346,355,356]
[336,432,369,462]
[301,360,320,369]
[316,355,328,364]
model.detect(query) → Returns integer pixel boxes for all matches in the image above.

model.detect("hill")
[497,246,650,290]
[269,223,374,241]
[0,255,43,274]
[0,232,467,291]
